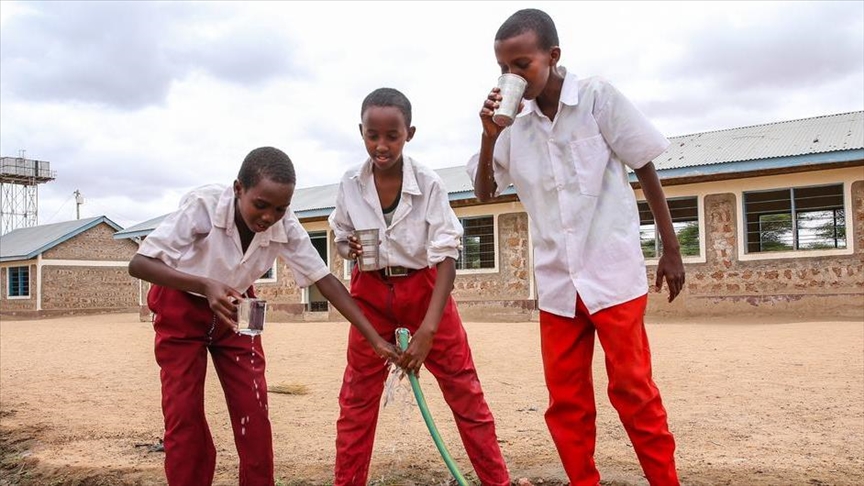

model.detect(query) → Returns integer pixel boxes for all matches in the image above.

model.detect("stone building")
[116,111,864,322]
[0,216,140,318]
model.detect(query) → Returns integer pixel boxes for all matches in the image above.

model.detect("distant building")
[116,111,864,322]
[0,216,140,318]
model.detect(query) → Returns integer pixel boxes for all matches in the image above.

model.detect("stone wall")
[453,212,535,321]
[646,181,864,319]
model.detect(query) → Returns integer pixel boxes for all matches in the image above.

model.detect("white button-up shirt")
[468,69,669,316]
[329,156,463,269]
[137,184,330,293]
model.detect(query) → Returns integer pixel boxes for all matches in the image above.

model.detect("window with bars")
[638,197,700,259]
[743,184,845,253]
[7,266,30,297]
[457,216,496,270]
[306,231,329,312]
[258,265,276,282]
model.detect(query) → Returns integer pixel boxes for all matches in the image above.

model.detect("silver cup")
[354,228,380,272]
[237,298,267,336]
[492,74,527,127]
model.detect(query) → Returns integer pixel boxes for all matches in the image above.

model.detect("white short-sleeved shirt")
[329,156,463,269]
[468,68,670,317]
[137,184,330,293]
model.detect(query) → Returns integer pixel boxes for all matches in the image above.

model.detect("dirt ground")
[1,313,862,486]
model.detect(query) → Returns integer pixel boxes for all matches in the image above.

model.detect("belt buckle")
[386,266,408,277]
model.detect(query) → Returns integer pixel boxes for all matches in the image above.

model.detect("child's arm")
[128,254,243,327]
[634,162,686,302]
[314,274,400,362]
[397,257,456,376]
[473,88,508,202]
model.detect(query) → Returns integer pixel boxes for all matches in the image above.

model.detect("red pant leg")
[150,285,217,486]
[539,305,601,486]
[210,325,274,486]
[417,289,510,486]
[334,268,396,486]
[589,296,679,486]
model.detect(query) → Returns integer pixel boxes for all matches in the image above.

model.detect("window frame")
[742,183,849,258]
[456,215,498,274]
[638,195,704,264]
[6,265,31,299]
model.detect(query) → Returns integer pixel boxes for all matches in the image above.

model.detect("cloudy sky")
[1,1,862,229]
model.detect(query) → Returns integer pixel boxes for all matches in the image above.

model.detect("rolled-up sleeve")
[327,180,354,244]
[137,195,211,267]
[466,128,514,197]
[278,213,331,288]
[425,179,463,266]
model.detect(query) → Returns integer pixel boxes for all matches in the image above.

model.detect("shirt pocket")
[569,135,611,197]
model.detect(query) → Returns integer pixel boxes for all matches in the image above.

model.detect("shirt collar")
[519,66,580,118]
[213,184,288,243]
[352,155,422,196]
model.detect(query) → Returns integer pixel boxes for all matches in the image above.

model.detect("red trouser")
[539,295,679,486]
[334,266,510,486]
[148,285,274,486]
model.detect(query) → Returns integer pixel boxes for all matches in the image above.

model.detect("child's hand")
[397,327,434,376]
[346,235,364,261]
[203,279,244,330]
[479,87,506,139]
[655,250,685,303]
[371,337,401,362]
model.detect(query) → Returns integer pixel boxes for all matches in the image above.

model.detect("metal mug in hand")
[237,298,267,336]
[492,73,527,127]
[354,228,380,272]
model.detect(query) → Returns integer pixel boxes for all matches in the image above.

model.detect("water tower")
[0,155,56,235]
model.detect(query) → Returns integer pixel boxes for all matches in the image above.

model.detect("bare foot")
[516,479,534,486]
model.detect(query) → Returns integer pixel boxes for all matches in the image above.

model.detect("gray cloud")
[0,1,302,110]
[668,3,863,91]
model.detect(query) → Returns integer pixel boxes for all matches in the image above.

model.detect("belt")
[379,266,416,277]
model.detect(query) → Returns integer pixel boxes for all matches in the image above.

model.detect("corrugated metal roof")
[114,111,863,239]
[1,216,122,262]
[655,111,863,170]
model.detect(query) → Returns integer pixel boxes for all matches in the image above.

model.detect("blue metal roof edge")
[1,216,123,262]
[629,149,864,183]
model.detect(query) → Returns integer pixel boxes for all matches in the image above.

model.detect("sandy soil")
[1,313,862,486]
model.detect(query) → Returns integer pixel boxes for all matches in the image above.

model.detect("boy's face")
[359,106,415,172]
[494,30,560,101]
[233,177,295,233]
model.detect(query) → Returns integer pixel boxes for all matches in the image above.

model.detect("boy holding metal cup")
[128,147,399,486]
[468,8,684,486]
[328,88,511,486]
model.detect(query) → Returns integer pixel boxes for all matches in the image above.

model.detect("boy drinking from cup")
[468,8,685,486]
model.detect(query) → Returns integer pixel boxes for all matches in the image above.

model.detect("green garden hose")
[395,327,469,486]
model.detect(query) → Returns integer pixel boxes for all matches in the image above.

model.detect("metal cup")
[237,298,267,336]
[354,228,380,272]
[492,73,527,127]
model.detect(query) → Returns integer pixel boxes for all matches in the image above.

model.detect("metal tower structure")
[0,156,56,235]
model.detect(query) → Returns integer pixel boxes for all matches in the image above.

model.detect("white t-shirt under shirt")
[329,156,463,270]
[137,184,330,294]
[468,68,670,317]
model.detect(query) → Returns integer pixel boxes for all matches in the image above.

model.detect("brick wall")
[0,264,37,313]
[43,223,137,260]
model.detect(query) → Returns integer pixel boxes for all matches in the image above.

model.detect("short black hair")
[237,146,296,188]
[495,8,559,51]
[361,87,412,127]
